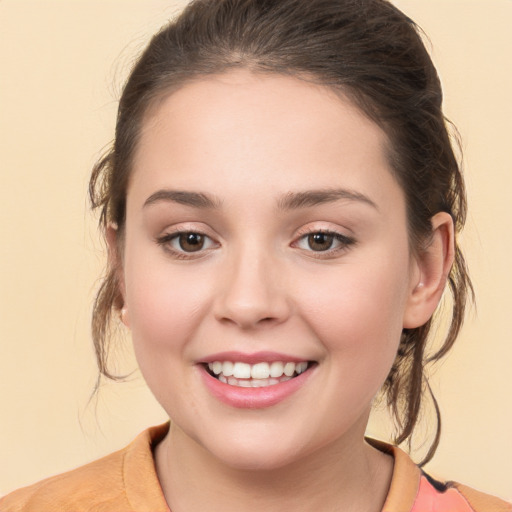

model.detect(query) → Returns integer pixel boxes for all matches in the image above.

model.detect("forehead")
[130,70,402,212]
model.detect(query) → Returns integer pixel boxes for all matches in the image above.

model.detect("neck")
[154,420,393,512]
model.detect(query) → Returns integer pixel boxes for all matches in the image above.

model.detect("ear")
[403,212,455,329]
[106,223,130,328]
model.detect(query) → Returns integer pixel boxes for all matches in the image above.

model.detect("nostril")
[216,308,287,329]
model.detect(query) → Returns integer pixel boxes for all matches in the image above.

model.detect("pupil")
[179,233,204,252]
[308,233,333,251]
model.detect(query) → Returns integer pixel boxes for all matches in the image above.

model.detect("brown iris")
[178,233,205,252]
[307,233,334,251]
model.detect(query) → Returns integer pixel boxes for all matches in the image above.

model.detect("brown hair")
[89,0,472,464]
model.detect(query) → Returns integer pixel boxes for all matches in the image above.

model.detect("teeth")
[251,362,270,379]
[270,361,284,378]
[283,362,295,377]
[207,360,310,385]
[232,362,251,379]
[222,361,234,377]
[221,375,292,387]
[296,362,308,374]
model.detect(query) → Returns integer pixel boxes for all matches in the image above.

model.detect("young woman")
[2,0,510,511]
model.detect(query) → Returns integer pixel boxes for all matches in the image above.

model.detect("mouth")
[204,360,314,388]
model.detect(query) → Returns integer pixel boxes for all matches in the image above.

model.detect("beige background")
[1,0,511,500]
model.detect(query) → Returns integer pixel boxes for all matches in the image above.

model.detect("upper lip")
[199,351,311,364]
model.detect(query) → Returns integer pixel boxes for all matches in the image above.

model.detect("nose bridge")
[214,238,290,329]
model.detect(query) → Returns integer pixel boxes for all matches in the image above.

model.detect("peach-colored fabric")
[1,423,510,512]
[372,437,512,512]
[408,476,512,512]
[0,423,170,512]
[412,476,476,512]
[452,483,512,512]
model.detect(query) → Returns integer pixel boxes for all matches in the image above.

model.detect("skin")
[112,70,454,512]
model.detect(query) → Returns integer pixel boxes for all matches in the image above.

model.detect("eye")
[174,232,207,252]
[304,232,335,252]
[157,231,216,255]
[295,230,355,253]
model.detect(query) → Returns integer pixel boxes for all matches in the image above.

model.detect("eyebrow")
[143,189,222,209]
[277,188,378,211]
[143,187,377,211]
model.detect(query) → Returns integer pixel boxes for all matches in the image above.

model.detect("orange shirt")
[1,423,510,512]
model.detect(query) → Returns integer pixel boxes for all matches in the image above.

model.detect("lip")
[198,361,315,409]
[200,351,309,364]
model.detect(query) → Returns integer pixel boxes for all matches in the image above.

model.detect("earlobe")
[403,212,455,329]
[120,306,130,328]
[106,223,129,326]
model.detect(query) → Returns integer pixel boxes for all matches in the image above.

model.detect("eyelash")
[293,228,356,257]
[155,228,356,260]
[155,230,218,260]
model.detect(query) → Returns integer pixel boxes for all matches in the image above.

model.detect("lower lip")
[200,366,314,409]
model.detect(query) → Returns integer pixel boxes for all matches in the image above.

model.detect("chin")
[195,421,332,473]
[211,444,304,472]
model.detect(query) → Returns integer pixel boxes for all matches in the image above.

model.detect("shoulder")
[366,438,512,512]
[451,482,512,512]
[0,423,170,512]
[417,472,512,512]
[0,448,127,512]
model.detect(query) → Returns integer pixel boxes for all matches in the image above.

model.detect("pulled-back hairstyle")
[89,0,472,464]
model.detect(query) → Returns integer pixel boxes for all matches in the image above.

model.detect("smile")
[200,352,316,408]
[206,361,310,387]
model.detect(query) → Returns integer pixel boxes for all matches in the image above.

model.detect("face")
[120,70,422,470]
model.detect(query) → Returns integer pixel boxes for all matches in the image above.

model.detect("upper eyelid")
[154,222,355,245]
[294,230,355,245]
[293,223,354,238]
[157,222,217,237]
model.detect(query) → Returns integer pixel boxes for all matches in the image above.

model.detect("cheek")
[123,257,212,415]
[295,256,410,367]
[123,246,212,362]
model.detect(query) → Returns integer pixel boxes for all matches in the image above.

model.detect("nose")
[213,247,291,330]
